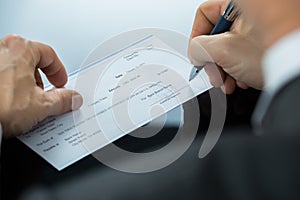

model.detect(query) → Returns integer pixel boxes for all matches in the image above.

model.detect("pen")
[189,0,240,81]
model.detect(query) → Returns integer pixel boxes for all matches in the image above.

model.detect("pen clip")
[223,1,241,21]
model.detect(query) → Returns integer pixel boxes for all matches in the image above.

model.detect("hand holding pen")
[189,0,240,81]
[188,0,263,94]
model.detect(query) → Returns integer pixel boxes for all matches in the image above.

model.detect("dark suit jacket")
[262,76,300,134]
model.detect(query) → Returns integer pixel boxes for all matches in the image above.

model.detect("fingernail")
[72,94,83,111]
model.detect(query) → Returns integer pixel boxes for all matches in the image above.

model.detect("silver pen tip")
[189,67,200,81]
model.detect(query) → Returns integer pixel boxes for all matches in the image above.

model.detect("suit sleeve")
[262,76,300,134]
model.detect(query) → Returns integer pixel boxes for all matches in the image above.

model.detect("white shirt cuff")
[263,28,300,95]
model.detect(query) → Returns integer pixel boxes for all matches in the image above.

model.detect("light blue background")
[0,0,203,73]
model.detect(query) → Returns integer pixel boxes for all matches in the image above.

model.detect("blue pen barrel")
[189,1,239,82]
[210,16,234,35]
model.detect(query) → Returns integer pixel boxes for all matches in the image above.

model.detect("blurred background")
[0,0,203,73]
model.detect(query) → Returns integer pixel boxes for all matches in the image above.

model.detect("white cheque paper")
[18,35,212,170]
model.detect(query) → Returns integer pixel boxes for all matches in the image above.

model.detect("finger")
[42,89,83,117]
[31,42,68,88]
[222,75,236,94]
[35,68,44,89]
[189,34,228,67]
[204,63,225,87]
[191,0,229,38]
[236,81,249,89]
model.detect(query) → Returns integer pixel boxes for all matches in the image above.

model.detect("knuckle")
[196,1,208,14]
[4,34,25,44]
[54,89,66,105]
[42,89,70,114]
[30,89,52,116]
[196,3,205,16]
[196,6,203,15]
[1,35,34,63]
[40,92,55,111]
[57,90,70,110]
[196,1,217,18]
